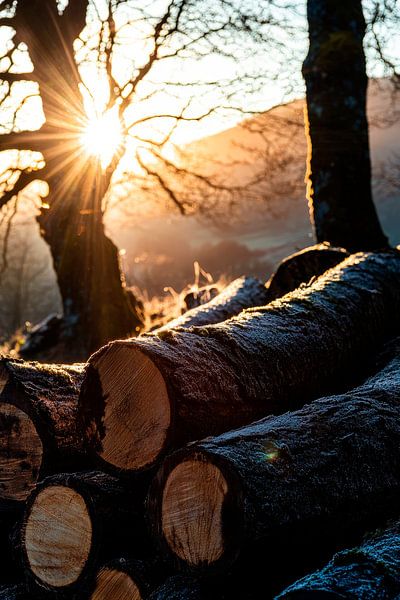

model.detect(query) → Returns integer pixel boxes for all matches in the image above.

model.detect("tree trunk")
[13,1,143,359]
[278,523,400,599]
[20,471,147,596]
[0,358,88,503]
[302,0,388,251]
[265,244,348,301]
[148,347,400,586]
[156,276,269,332]
[79,251,400,474]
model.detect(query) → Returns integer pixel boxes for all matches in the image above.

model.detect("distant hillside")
[109,78,400,294]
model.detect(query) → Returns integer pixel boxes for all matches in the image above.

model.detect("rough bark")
[20,471,147,596]
[148,576,209,600]
[265,244,348,302]
[148,349,400,588]
[9,2,143,359]
[80,251,400,474]
[0,358,88,503]
[0,586,29,600]
[156,276,269,332]
[302,0,388,251]
[277,524,400,599]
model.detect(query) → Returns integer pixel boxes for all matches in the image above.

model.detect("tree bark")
[302,0,388,251]
[277,523,400,599]
[148,347,400,587]
[19,471,147,596]
[12,1,142,358]
[0,358,88,503]
[156,276,269,332]
[265,244,348,301]
[0,585,29,600]
[148,576,210,600]
[79,251,400,474]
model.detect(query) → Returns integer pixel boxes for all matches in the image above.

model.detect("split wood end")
[91,567,142,600]
[161,459,228,566]
[25,485,92,587]
[87,345,171,471]
[0,404,43,502]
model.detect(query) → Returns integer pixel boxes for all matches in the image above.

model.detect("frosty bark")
[277,524,400,598]
[0,359,86,502]
[79,251,400,473]
[266,244,348,301]
[148,576,210,600]
[157,276,269,332]
[149,350,400,574]
[0,586,29,600]
[20,471,146,595]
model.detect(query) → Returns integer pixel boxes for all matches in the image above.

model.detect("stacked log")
[148,349,400,590]
[277,523,400,598]
[265,243,348,301]
[89,558,155,600]
[79,251,400,473]
[19,472,146,595]
[156,276,269,331]
[0,359,85,503]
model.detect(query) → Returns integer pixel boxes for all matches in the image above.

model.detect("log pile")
[1,248,400,599]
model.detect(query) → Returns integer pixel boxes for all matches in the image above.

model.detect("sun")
[81,108,123,169]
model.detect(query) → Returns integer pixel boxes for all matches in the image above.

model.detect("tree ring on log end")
[0,404,43,502]
[91,567,142,600]
[25,485,92,588]
[162,459,229,566]
[93,345,171,470]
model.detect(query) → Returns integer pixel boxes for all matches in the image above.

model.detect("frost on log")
[157,276,269,332]
[278,523,400,598]
[0,359,85,503]
[79,251,400,473]
[20,471,146,594]
[148,348,400,581]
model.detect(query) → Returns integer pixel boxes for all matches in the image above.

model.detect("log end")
[24,484,92,588]
[0,404,43,502]
[91,567,142,600]
[82,344,171,471]
[160,457,234,568]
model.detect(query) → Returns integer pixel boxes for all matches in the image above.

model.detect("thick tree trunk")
[13,1,143,359]
[0,358,87,503]
[265,244,348,301]
[278,524,400,599]
[156,276,269,332]
[148,348,400,584]
[20,471,146,596]
[302,0,388,251]
[79,251,400,474]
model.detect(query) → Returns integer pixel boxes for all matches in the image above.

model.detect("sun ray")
[81,108,122,169]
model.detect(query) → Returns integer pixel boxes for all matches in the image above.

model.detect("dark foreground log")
[157,276,269,332]
[19,471,145,595]
[0,585,29,600]
[0,358,86,502]
[277,523,400,599]
[148,349,400,585]
[265,244,348,301]
[80,251,400,473]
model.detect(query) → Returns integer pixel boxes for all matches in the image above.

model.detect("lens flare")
[81,109,122,169]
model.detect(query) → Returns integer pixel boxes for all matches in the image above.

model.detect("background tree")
[302,0,397,251]
[0,0,297,358]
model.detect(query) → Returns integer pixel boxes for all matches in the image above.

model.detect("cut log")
[157,276,269,332]
[277,523,400,599]
[19,471,146,594]
[0,358,86,503]
[265,244,348,301]
[89,559,153,600]
[79,251,400,473]
[148,348,400,583]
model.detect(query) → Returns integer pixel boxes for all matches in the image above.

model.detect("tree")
[0,0,297,358]
[302,0,390,251]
